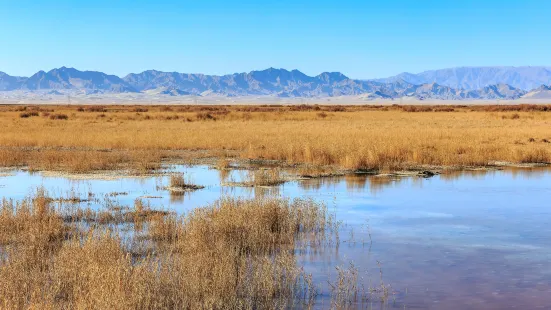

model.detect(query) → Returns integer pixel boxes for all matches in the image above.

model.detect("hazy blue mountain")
[375,72,427,86]
[474,84,527,99]
[523,84,551,99]
[155,87,191,96]
[46,90,64,95]
[409,83,462,100]
[375,67,551,91]
[123,68,382,97]
[21,67,137,92]
[0,72,25,91]
[316,72,349,83]
[123,67,535,99]
[0,66,545,100]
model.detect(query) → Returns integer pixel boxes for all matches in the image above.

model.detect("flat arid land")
[1,104,550,174]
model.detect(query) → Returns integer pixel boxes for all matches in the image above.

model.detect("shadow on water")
[1,165,551,309]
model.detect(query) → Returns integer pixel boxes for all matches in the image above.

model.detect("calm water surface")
[1,167,550,309]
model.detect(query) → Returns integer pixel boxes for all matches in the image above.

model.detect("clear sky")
[0,0,550,79]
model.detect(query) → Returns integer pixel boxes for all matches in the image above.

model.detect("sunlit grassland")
[0,104,550,172]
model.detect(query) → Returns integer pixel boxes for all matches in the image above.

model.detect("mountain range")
[2,66,551,100]
[374,66,551,91]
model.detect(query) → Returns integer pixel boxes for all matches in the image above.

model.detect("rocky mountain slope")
[19,67,137,92]
[0,66,549,100]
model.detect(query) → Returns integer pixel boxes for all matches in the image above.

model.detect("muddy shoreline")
[1,155,549,183]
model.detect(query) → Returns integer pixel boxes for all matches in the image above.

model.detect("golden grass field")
[0,104,550,173]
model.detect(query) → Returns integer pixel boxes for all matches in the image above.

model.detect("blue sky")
[0,0,550,78]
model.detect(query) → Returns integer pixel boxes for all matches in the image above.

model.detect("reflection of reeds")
[367,176,405,195]
[439,169,492,182]
[298,174,401,195]
[225,168,286,187]
[218,168,231,183]
[298,165,343,178]
[298,176,342,191]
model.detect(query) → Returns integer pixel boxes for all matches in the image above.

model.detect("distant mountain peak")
[19,67,137,92]
[316,72,348,83]
[374,66,551,91]
[255,67,287,73]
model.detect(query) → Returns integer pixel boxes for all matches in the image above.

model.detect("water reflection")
[217,168,231,183]
[297,174,401,194]
[1,166,551,309]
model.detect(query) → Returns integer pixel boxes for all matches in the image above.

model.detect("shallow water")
[1,166,551,309]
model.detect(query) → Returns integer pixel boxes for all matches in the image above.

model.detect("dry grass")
[298,165,344,178]
[0,104,550,173]
[0,188,344,309]
[167,173,204,191]
[245,168,286,186]
[223,168,287,187]
[215,158,232,170]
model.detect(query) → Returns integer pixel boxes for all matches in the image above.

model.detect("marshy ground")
[0,185,392,309]
[1,165,551,309]
[1,103,551,309]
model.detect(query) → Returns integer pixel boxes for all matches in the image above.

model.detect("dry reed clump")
[19,111,39,118]
[502,113,521,120]
[143,198,329,308]
[0,188,67,247]
[49,113,69,120]
[131,107,149,113]
[132,150,162,172]
[514,148,550,163]
[167,173,205,191]
[248,168,286,186]
[0,149,28,168]
[0,189,70,309]
[0,190,335,309]
[195,112,216,121]
[227,168,287,187]
[171,197,328,252]
[77,106,107,113]
[215,158,232,170]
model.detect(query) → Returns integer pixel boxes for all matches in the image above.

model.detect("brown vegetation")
[49,113,69,120]
[167,173,205,191]
[0,104,550,173]
[0,188,390,309]
[242,168,286,186]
